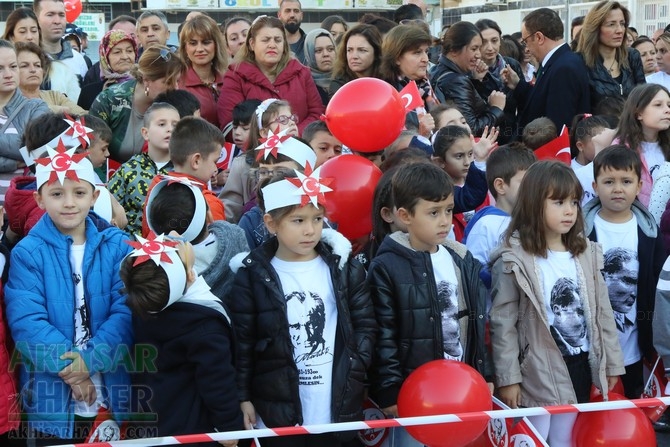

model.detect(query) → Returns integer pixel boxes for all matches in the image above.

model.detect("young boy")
[145,176,249,300]
[583,145,665,399]
[154,90,201,118]
[522,116,557,151]
[108,102,179,235]
[5,147,132,444]
[120,233,242,445]
[367,162,490,447]
[464,143,537,288]
[302,120,343,167]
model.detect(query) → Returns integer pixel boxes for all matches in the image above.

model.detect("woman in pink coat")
[217,16,324,134]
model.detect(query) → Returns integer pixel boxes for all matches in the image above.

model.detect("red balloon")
[572,397,655,446]
[323,77,405,153]
[590,379,625,402]
[398,360,492,447]
[64,0,83,23]
[320,154,381,241]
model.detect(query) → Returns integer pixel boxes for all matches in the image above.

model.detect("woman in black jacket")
[430,21,506,138]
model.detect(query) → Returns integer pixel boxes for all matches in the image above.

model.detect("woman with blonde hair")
[576,0,645,110]
[217,16,323,133]
[647,32,670,89]
[179,14,228,127]
[90,46,185,163]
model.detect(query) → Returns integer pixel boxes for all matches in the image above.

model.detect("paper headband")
[261,165,333,212]
[93,185,113,223]
[255,98,278,129]
[145,176,208,242]
[34,139,98,190]
[255,129,317,169]
[20,115,94,167]
[126,233,187,311]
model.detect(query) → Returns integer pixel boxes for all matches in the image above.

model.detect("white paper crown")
[93,185,113,223]
[145,176,208,242]
[255,98,278,128]
[34,139,98,189]
[126,233,187,310]
[20,114,94,167]
[255,130,317,169]
[261,164,333,212]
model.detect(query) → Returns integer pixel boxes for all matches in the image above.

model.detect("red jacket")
[217,59,324,134]
[182,66,225,128]
[4,176,44,239]
[0,285,19,434]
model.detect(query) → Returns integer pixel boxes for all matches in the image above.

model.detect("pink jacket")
[217,59,324,133]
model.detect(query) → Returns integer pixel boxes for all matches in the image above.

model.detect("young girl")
[227,170,376,447]
[220,98,300,223]
[432,125,490,241]
[490,160,624,447]
[569,113,610,170]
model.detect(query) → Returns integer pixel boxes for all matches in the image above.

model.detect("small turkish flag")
[535,125,571,165]
[216,142,238,171]
[399,81,424,111]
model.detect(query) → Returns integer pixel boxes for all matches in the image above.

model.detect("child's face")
[87,137,110,169]
[142,108,180,152]
[397,195,454,253]
[498,169,526,209]
[543,196,578,243]
[440,136,473,185]
[264,106,299,137]
[309,130,342,167]
[190,149,221,183]
[637,90,670,136]
[34,179,99,243]
[592,166,641,220]
[436,108,471,133]
[265,204,324,262]
[232,122,251,148]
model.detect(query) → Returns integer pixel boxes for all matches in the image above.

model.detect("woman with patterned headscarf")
[78,29,138,110]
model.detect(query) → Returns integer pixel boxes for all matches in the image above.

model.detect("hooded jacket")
[367,232,490,408]
[217,59,324,133]
[199,221,250,300]
[489,234,625,407]
[0,91,49,172]
[227,228,376,429]
[583,198,665,361]
[5,214,133,438]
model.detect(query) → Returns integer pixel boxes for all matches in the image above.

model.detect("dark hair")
[332,24,382,81]
[143,102,179,127]
[109,15,137,30]
[617,83,670,160]
[475,19,502,37]
[120,255,170,318]
[302,120,331,143]
[379,147,430,172]
[392,161,453,214]
[523,8,564,41]
[22,111,70,151]
[504,160,586,257]
[170,117,225,165]
[442,21,481,56]
[14,41,49,76]
[432,125,471,161]
[83,114,113,145]
[233,99,262,126]
[631,36,654,49]
[33,0,64,14]
[147,181,208,243]
[594,95,625,120]
[153,90,201,118]
[3,7,39,41]
[371,168,396,254]
[569,114,609,158]
[500,35,523,63]
[485,142,536,199]
[522,117,557,150]
[592,144,642,181]
[393,4,423,23]
[321,15,348,34]
[358,14,398,36]
[380,25,432,81]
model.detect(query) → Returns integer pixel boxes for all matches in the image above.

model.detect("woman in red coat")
[217,16,324,134]
[0,251,19,444]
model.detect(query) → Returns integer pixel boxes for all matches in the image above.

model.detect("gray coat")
[0,90,49,172]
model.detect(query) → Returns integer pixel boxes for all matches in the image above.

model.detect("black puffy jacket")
[367,232,491,408]
[227,229,377,428]
[430,55,505,137]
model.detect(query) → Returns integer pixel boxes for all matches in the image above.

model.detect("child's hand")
[59,351,90,384]
[240,401,256,430]
[381,404,398,418]
[497,383,521,408]
[110,196,128,230]
[487,382,495,395]
[418,113,435,138]
[71,378,97,405]
[473,126,499,162]
[606,376,620,391]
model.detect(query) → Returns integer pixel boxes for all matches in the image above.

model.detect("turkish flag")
[399,81,424,111]
[216,142,238,171]
[534,126,571,165]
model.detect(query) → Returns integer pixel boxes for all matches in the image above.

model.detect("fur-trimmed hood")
[230,228,352,274]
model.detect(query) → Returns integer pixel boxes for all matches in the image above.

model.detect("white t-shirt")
[594,213,641,366]
[571,158,585,172]
[69,243,103,416]
[641,141,665,181]
[431,246,463,361]
[465,213,510,267]
[575,162,597,206]
[647,71,670,90]
[536,250,590,356]
[271,256,337,425]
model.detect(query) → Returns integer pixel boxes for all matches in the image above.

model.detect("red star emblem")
[255,126,291,161]
[63,114,94,149]
[125,232,179,267]
[34,139,89,185]
[286,163,334,207]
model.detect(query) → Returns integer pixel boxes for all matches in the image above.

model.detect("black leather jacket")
[227,229,377,428]
[581,47,646,110]
[367,232,491,408]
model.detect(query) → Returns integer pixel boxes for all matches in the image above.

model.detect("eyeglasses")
[271,114,299,125]
[254,166,294,181]
[399,19,425,25]
[520,32,536,47]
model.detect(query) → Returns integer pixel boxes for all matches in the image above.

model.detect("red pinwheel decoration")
[255,126,291,161]
[63,114,94,149]
[286,163,333,208]
[34,139,89,185]
[125,232,179,267]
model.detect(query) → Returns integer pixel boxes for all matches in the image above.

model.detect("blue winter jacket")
[5,214,133,438]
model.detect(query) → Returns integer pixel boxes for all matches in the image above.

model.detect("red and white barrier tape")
[53,396,670,447]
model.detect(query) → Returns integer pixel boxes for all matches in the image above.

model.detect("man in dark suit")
[502,8,591,132]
